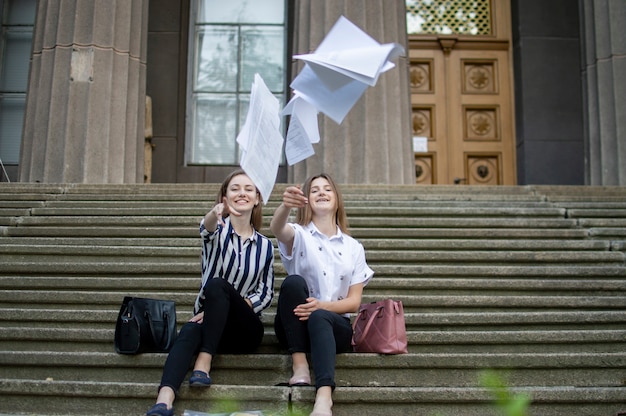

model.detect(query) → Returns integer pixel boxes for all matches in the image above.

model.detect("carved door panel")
[410,49,445,185]
[407,1,516,185]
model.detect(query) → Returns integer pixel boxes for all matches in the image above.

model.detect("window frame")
[0,0,36,168]
[184,0,288,166]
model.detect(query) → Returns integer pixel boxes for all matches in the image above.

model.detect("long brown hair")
[216,169,263,231]
[295,173,349,234]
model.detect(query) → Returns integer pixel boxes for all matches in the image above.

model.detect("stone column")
[19,0,148,183]
[290,0,414,184]
[579,0,626,185]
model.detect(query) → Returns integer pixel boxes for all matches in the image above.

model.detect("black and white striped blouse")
[194,217,275,315]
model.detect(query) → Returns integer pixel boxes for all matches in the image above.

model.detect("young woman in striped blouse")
[146,169,275,416]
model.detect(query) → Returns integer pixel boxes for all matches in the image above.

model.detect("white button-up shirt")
[278,222,373,309]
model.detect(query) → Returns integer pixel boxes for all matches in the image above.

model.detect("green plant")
[479,369,531,416]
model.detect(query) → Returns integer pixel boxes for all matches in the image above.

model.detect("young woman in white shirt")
[270,173,374,416]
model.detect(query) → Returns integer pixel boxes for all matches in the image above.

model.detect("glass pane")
[0,95,25,164]
[240,26,284,93]
[189,94,237,164]
[237,94,250,161]
[197,0,284,24]
[187,0,286,165]
[0,30,33,91]
[5,0,37,25]
[195,26,238,92]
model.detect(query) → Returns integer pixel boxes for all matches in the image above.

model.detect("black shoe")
[189,370,212,387]
[146,403,174,416]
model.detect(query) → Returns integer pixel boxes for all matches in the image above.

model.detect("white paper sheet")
[237,74,283,204]
[295,43,402,88]
[285,114,316,166]
[291,65,368,124]
[282,96,319,165]
[289,15,405,124]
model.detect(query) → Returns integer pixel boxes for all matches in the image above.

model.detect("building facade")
[0,0,624,185]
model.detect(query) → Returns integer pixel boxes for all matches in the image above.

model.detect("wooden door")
[407,0,516,185]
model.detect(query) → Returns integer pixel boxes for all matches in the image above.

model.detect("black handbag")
[114,296,177,354]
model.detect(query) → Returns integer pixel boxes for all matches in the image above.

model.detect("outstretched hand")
[283,185,308,209]
[212,196,242,227]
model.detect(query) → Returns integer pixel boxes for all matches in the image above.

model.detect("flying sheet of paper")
[290,65,368,124]
[295,43,402,88]
[237,74,283,204]
[289,15,405,124]
[282,95,320,165]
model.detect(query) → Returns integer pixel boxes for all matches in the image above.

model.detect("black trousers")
[274,274,353,390]
[159,278,264,394]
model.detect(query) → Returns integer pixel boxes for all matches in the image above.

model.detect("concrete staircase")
[0,183,625,416]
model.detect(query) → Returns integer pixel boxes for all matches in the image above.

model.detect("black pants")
[159,278,264,394]
[274,274,353,390]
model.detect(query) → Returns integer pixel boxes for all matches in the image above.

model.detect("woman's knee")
[202,277,230,298]
[280,274,307,294]
[307,309,334,330]
[177,322,202,340]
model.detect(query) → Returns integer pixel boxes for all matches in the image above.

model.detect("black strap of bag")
[144,306,175,352]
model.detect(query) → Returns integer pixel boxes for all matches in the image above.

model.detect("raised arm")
[202,205,221,232]
[270,185,307,254]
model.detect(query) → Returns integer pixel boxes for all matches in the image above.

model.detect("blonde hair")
[295,173,350,235]
[216,169,263,231]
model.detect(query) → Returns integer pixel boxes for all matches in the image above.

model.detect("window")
[0,0,35,167]
[186,0,287,165]
[406,0,492,36]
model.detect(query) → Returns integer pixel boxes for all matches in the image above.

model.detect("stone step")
[0,182,533,194]
[2,325,624,352]
[0,379,624,416]
[579,218,626,228]
[3,334,621,356]
[2,307,624,331]
[1,290,624,314]
[6,198,556,208]
[1,225,592,239]
[0,236,613,250]
[2,275,624,292]
[558,202,626,209]
[1,272,624,290]
[0,190,548,205]
[1,351,624,386]
[589,227,626,239]
[1,246,622,265]
[360,238,613,250]
[8,205,568,218]
[1,278,625,309]
[2,214,580,229]
[2,261,623,278]
[567,208,626,218]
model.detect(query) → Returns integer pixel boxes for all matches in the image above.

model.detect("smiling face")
[308,177,337,216]
[295,173,349,233]
[226,174,259,213]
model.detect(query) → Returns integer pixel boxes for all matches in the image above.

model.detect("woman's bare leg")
[192,351,212,374]
[154,386,175,409]
[310,386,333,415]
